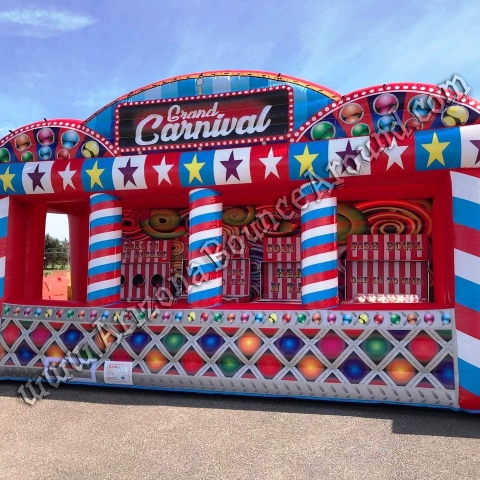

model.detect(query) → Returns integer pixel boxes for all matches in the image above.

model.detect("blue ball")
[61,130,80,149]
[38,146,52,160]
[61,328,83,350]
[255,313,264,323]
[198,333,224,356]
[343,314,353,324]
[127,331,150,354]
[441,313,451,325]
[34,308,42,318]
[17,342,35,365]
[175,312,184,321]
[101,310,110,320]
[377,115,395,132]
[275,334,303,360]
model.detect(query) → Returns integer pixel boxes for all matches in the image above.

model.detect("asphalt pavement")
[0,380,479,479]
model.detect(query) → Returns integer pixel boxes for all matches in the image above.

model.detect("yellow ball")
[268,313,277,324]
[358,313,369,325]
[188,311,196,322]
[442,105,468,127]
[81,140,100,158]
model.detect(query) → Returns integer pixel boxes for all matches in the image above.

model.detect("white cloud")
[0,7,95,38]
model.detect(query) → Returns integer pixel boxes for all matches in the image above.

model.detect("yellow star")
[294,145,319,176]
[0,166,15,192]
[421,132,450,167]
[184,154,205,183]
[85,160,105,188]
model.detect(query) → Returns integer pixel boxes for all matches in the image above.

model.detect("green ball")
[213,312,223,322]
[219,353,241,376]
[390,314,401,324]
[0,148,10,163]
[21,151,34,162]
[3,305,10,315]
[138,311,146,320]
[66,309,75,319]
[351,123,370,136]
[297,313,307,323]
[162,332,186,354]
[311,121,335,140]
[363,336,391,362]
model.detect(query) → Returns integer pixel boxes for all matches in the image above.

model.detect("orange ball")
[145,348,167,373]
[386,358,416,386]
[297,354,324,381]
[236,331,262,358]
[46,344,65,359]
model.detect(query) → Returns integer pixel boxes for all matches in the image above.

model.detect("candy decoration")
[87,193,122,306]
[300,182,338,309]
[188,188,223,308]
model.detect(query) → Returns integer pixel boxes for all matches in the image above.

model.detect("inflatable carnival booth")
[1,70,480,412]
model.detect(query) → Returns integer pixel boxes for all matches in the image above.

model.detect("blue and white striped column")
[299,182,338,309]
[87,193,123,306]
[0,197,9,300]
[451,171,480,411]
[188,188,223,308]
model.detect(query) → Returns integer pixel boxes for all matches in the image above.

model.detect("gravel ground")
[0,380,479,479]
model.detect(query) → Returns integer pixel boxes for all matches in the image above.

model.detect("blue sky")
[1,0,479,239]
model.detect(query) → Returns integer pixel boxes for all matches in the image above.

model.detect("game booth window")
[0,71,479,412]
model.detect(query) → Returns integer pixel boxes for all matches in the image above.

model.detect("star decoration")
[385,138,409,170]
[28,164,45,191]
[335,141,361,173]
[58,163,76,190]
[0,166,15,192]
[259,148,282,179]
[153,156,173,185]
[421,132,449,167]
[221,151,243,181]
[470,140,480,165]
[294,145,318,176]
[184,154,205,183]
[118,158,138,187]
[85,160,105,188]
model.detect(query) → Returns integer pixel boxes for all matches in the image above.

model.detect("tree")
[44,234,70,269]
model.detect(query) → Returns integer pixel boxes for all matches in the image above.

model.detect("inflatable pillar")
[451,171,480,411]
[0,198,8,301]
[87,193,122,306]
[300,182,338,309]
[188,188,223,308]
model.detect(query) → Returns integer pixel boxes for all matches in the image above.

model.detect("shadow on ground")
[1,379,478,439]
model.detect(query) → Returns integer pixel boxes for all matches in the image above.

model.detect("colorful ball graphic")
[386,357,416,385]
[101,310,110,320]
[37,127,54,146]
[317,332,346,362]
[433,356,455,389]
[312,313,321,324]
[256,351,283,379]
[66,309,75,319]
[275,333,304,360]
[15,134,31,152]
[297,354,324,381]
[45,308,52,318]
[358,313,369,325]
[340,355,369,383]
[21,151,34,162]
[441,313,451,325]
[162,330,186,354]
[373,93,399,115]
[237,331,262,358]
[255,313,264,323]
[175,312,183,322]
[13,306,21,315]
[218,352,242,377]
[227,313,235,323]
[200,312,209,322]
[127,331,151,354]
[34,308,42,317]
[78,310,86,319]
[377,115,395,132]
[46,344,65,358]
[181,350,205,375]
[90,310,98,320]
[57,149,70,160]
[213,312,222,322]
[38,146,51,160]
[311,121,335,140]
[3,305,10,315]
[240,313,249,323]
[374,314,384,325]
[188,311,196,322]
[282,313,291,324]
[2,323,20,346]
[408,94,435,120]
[342,314,353,325]
[361,333,392,363]
[23,307,31,316]
[162,312,171,321]
[81,140,99,158]
[297,313,307,324]
[145,348,167,373]
[327,313,336,324]
[407,333,439,365]
[405,117,423,132]
[0,148,10,163]
[351,123,370,136]
[198,332,223,356]
[268,313,277,324]
[55,309,63,318]
[61,328,83,350]
[442,105,468,127]
[16,342,35,365]
[340,103,364,124]
[61,130,80,149]
[424,313,435,325]
[30,324,51,348]
[390,314,401,325]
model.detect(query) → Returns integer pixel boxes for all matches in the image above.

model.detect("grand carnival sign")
[114,86,293,151]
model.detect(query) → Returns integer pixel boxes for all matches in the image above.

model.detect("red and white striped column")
[87,193,123,306]
[300,182,338,308]
[188,188,223,308]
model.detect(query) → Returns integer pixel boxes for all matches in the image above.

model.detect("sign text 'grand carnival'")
[115,86,293,151]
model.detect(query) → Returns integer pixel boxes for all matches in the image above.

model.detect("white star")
[259,148,282,179]
[153,156,173,185]
[58,163,76,189]
[385,138,409,170]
